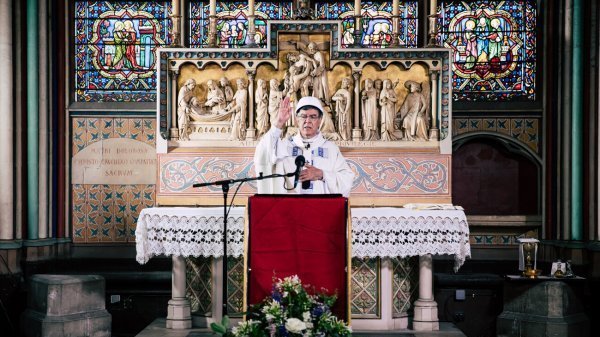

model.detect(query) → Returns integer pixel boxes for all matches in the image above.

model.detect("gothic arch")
[452,133,542,215]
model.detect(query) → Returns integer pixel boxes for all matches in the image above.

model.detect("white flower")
[285,317,307,334]
[302,311,311,322]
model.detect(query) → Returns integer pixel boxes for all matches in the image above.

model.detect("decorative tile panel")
[73,117,156,154]
[392,257,418,316]
[186,256,213,314]
[71,117,156,243]
[72,184,155,243]
[453,117,540,154]
[158,151,451,206]
[470,231,538,247]
[227,256,245,316]
[351,257,379,317]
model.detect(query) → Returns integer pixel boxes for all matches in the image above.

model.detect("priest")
[254,96,355,197]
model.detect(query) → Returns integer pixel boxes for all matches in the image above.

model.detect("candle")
[354,0,361,16]
[392,0,398,16]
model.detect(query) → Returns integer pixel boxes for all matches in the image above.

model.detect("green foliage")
[213,275,352,337]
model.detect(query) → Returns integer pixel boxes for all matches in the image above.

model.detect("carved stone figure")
[379,79,399,141]
[220,77,234,105]
[255,79,269,137]
[177,78,196,141]
[319,107,338,140]
[307,42,330,104]
[285,64,312,128]
[399,80,429,141]
[361,78,379,140]
[288,52,315,98]
[205,80,227,114]
[268,79,283,127]
[227,79,248,140]
[331,77,352,140]
[374,79,383,100]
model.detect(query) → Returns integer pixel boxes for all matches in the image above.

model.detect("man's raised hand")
[276,96,292,129]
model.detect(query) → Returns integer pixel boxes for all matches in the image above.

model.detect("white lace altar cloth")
[351,208,471,271]
[136,206,471,271]
[135,207,245,264]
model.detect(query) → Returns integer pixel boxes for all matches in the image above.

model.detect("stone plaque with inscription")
[72,138,156,185]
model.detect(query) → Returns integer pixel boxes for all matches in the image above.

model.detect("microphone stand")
[192,171,295,316]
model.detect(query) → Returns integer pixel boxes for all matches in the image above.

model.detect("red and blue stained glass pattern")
[437,0,537,102]
[74,1,172,102]
[315,1,418,48]
[189,1,293,48]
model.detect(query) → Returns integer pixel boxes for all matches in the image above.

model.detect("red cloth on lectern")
[248,195,348,320]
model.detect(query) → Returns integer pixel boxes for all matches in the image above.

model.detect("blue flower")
[272,290,282,303]
[311,305,325,318]
[278,324,289,336]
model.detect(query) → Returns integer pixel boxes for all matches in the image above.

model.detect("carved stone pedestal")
[166,298,192,329]
[413,299,440,331]
[166,256,192,329]
[497,278,589,337]
[412,254,440,331]
[170,127,179,140]
[20,275,111,337]
[429,128,439,141]
[246,128,256,140]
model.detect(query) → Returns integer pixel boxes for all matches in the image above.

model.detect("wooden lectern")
[246,194,349,320]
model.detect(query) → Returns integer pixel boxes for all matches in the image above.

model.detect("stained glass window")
[74,1,172,102]
[189,1,293,48]
[315,1,418,48]
[437,0,537,102]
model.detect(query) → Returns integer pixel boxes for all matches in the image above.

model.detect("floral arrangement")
[211,275,352,337]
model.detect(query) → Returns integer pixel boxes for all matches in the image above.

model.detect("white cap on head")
[295,96,324,116]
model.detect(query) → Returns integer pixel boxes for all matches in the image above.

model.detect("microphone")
[302,144,311,189]
[293,155,306,188]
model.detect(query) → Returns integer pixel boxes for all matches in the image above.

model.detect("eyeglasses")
[296,114,321,121]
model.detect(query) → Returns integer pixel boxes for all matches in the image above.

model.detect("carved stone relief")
[166,27,443,146]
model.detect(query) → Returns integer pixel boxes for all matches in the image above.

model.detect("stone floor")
[136,319,467,337]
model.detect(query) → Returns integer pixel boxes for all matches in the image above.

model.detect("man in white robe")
[254,96,355,197]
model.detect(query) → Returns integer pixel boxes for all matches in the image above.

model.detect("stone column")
[353,0,362,47]
[166,255,192,329]
[427,0,439,47]
[27,0,39,240]
[560,0,573,238]
[208,0,217,47]
[38,0,48,239]
[170,0,182,47]
[247,0,257,47]
[169,70,179,140]
[246,70,256,140]
[390,0,399,47]
[0,0,13,240]
[571,0,583,240]
[428,70,439,141]
[15,0,24,240]
[413,254,439,331]
[352,71,362,141]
